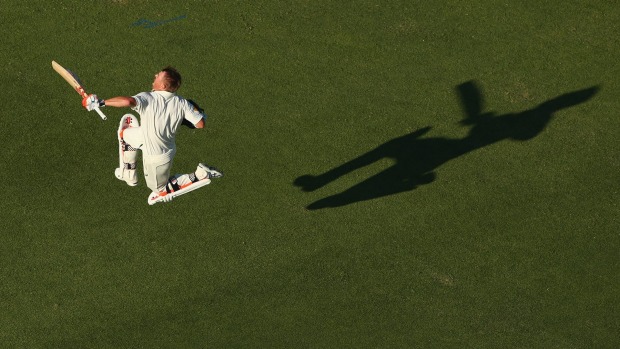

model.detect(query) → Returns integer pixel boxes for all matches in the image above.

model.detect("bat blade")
[52,60,88,98]
[51,60,107,120]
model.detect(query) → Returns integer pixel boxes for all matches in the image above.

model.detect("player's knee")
[119,114,139,130]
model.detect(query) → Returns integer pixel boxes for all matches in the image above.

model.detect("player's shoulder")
[133,91,155,100]
[172,93,188,102]
[164,93,188,104]
[170,94,184,102]
[173,95,195,108]
[131,91,155,109]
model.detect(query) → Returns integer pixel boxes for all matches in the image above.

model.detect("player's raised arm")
[105,96,137,108]
[82,95,137,110]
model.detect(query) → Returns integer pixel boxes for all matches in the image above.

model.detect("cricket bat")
[51,60,107,120]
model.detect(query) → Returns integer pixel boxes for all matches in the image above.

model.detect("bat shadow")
[294,81,599,210]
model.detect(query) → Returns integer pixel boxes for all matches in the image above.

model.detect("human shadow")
[294,81,599,210]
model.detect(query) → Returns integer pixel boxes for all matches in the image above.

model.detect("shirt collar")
[152,90,176,99]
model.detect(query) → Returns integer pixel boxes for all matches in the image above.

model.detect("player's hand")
[82,94,104,111]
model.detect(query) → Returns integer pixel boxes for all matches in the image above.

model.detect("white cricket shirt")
[132,91,204,162]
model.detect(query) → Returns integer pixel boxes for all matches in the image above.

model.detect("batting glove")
[82,94,105,111]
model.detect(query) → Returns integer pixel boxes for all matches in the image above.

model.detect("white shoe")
[196,163,223,180]
[115,167,138,186]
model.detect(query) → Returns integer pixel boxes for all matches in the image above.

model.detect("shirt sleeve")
[183,99,206,126]
[131,92,151,114]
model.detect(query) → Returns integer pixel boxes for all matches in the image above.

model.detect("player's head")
[152,66,182,92]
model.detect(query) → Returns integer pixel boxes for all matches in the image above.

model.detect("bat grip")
[94,107,107,120]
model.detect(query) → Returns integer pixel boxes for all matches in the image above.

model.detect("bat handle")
[94,107,107,120]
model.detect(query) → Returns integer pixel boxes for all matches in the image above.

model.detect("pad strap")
[166,178,181,193]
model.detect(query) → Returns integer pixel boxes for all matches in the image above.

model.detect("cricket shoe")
[147,178,212,205]
[196,163,223,180]
[115,167,138,186]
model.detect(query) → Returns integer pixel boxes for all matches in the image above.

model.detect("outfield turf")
[1,1,618,348]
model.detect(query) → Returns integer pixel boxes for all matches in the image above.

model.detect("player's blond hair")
[161,66,182,92]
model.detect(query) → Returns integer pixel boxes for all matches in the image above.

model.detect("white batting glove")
[82,94,104,111]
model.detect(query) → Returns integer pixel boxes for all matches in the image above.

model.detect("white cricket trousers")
[122,127,196,193]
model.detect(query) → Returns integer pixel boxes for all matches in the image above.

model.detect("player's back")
[133,91,188,158]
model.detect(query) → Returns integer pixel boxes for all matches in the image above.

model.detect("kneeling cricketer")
[82,66,223,205]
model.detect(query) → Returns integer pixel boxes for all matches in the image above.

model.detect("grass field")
[1,1,618,348]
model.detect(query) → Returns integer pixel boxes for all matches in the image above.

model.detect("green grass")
[1,0,618,348]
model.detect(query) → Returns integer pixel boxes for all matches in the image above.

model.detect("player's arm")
[83,95,137,109]
[104,96,137,108]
